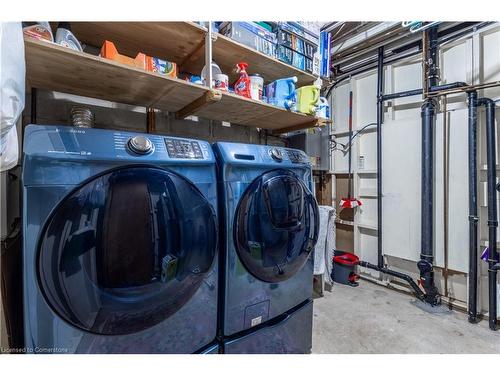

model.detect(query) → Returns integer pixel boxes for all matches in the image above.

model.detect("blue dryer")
[22,124,219,353]
[213,142,319,354]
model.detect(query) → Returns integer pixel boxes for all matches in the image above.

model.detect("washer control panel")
[286,149,308,164]
[165,138,204,159]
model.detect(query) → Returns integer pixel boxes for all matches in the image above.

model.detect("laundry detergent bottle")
[234,62,251,98]
[55,22,83,52]
[265,76,298,110]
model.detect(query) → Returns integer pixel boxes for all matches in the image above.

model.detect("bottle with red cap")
[234,62,251,98]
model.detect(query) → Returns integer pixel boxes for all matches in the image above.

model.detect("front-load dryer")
[213,142,319,354]
[22,125,218,353]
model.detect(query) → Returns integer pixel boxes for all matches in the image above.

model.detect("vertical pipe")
[31,87,37,124]
[479,97,498,330]
[347,91,353,199]
[418,98,440,305]
[421,99,435,264]
[205,23,213,89]
[427,26,440,88]
[376,46,384,269]
[467,91,479,323]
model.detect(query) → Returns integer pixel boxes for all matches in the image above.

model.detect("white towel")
[313,205,336,283]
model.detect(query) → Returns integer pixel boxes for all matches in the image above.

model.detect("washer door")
[234,169,319,283]
[37,166,217,335]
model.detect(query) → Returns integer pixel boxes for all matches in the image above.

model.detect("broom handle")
[347,90,353,199]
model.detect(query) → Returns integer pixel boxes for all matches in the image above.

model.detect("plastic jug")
[265,77,298,110]
[316,97,330,119]
[201,61,222,86]
[295,85,320,115]
[55,22,83,52]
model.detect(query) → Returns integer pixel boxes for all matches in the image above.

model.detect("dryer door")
[234,169,319,283]
[36,166,217,335]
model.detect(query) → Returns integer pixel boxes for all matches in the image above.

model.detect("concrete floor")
[312,279,500,353]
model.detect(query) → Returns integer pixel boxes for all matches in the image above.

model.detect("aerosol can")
[234,62,251,98]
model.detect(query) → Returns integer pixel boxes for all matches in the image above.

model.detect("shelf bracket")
[175,89,222,119]
[272,118,328,135]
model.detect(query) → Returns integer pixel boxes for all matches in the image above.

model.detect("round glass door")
[37,166,217,335]
[234,169,319,283]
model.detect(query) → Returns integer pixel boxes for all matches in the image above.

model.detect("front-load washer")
[22,124,218,353]
[213,142,319,353]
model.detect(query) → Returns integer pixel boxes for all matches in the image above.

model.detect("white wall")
[332,24,500,315]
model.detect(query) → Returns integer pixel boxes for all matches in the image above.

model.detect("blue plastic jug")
[316,97,330,119]
[265,76,298,110]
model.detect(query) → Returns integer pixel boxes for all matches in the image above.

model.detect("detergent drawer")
[223,300,313,354]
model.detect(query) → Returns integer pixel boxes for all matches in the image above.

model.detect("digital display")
[164,138,203,159]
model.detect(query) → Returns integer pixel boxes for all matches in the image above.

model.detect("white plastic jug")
[201,61,222,86]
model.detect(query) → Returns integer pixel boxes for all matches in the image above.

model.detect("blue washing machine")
[22,124,219,353]
[213,142,319,354]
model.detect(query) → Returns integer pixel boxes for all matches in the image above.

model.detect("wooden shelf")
[69,22,207,74]
[25,38,329,133]
[212,33,318,86]
[68,22,319,86]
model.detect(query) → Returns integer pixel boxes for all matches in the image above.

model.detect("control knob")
[128,136,153,155]
[270,148,283,161]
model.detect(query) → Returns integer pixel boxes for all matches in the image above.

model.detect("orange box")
[100,40,147,70]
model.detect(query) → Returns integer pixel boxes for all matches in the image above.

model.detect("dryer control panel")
[164,138,204,159]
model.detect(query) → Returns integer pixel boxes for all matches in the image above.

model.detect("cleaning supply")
[234,62,251,98]
[316,97,330,119]
[201,61,222,86]
[332,250,360,286]
[145,57,177,78]
[55,22,83,52]
[214,73,229,91]
[265,76,297,110]
[100,40,147,70]
[340,91,362,209]
[22,22,53,42]
[295,85,320,115]
[249,74,264,100]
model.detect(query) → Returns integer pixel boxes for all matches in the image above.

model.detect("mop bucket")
[332,250,360,286]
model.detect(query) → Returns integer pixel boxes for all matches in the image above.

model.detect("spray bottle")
[234,62,251,98]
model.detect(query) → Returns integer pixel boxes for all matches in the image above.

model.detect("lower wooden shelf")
[24,37,330,133]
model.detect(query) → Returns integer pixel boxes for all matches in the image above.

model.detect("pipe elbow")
[478,97,496,108]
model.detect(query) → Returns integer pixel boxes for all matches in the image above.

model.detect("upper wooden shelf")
[69,22,207,73]
[68,22,319,86]
[24,38,329,133]
[212,33,318,86]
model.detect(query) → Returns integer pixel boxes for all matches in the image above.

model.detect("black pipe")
[468,91,479,323]
[359,261,426,301]
[478,97,498,331]
[417,98,441,306]
[381,82,468,102]
[428,26,439,88]
[376,46,384,269]
[31,87,37,124]
[358,46,425,302]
